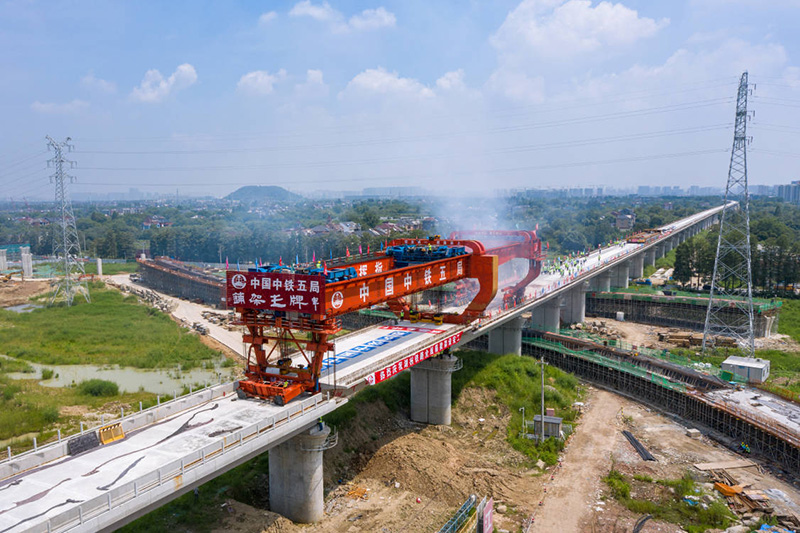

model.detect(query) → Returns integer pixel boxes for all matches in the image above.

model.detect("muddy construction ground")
[0,279,49,307]
[208,381,800,533]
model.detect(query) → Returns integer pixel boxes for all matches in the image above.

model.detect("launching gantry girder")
[226,231,545,404]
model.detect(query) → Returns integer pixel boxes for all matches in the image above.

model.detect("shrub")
[603,469,630,499]
[633,474,654,483]
[78,379,119,397]
[41,406,60,423]
[41,368,54,380]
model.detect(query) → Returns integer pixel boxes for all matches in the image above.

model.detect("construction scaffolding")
[515,333,800,476]
[586,291,780,337]
[137,257,225,308]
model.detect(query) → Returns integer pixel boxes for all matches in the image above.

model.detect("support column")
[630,255,644,279]
[654,244,665,259]
[0,250,6,271]
[563,282,589,325]
[644,249,656,267]
[590,271,612,292]
[96,258,103,276]
[611,262,629,289]
[488,316,524,355]
[21,252,33,279]
[269,423,330,523]
[531,298,561,332]
[410,354,460,425]
[663,238,673,253]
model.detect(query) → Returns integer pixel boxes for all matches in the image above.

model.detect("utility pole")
[702,72,755,357]
[540,355,546,442]
[47,136,89,306]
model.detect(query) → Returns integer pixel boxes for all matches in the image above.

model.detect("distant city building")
[751,184,776,197]
[777,181,800,204]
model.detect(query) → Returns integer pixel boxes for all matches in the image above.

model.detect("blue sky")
[1,0,799,199]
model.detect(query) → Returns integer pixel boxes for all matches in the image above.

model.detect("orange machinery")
[227,232,545,404]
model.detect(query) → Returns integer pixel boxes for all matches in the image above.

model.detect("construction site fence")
[553,329,748,384]
[522,336,688,393]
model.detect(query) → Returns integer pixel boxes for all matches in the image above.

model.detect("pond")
[4,303,44,313]
[1,354,237,395]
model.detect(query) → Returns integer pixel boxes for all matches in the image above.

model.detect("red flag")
[346,247,350,257]
[323,261,328,275]
[312,251,316,262]
[279,256,283,266]
[225,257,229,269]
[367,244,370,254]
[359,244,363,254]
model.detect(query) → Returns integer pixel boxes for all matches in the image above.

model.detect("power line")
[73,78,738,145]
[75,97,733,155]
[72,124,730,172]
[70,147,728,187]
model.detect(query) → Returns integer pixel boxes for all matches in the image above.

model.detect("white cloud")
[560,38,790,103]
[31,99,89,114]
[294,69,329,99]
[485,69,546,103]
[237,69,288,95]
[492,0,669,61]
[81,72,116,93]
[342,67,435,99]
[289,1,339,22]
[349,7,396,31]
[289,1,395,33]
[130,64,197,103]
[259,11,277,25]
[435,69,467,92]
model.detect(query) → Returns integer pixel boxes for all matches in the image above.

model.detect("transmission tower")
[47,136,89,306]
[702,72,754,356]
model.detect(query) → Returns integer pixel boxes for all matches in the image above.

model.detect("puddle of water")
[1,354,237,395]
[4,303,43,313]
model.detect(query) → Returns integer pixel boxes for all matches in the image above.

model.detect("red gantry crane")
[227,232,545,405]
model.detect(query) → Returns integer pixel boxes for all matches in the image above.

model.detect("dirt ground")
[207,384,800,533]
[0,279,50,307]
[584,317,800,354]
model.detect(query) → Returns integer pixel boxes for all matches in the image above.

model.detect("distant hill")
[225,186,301,203]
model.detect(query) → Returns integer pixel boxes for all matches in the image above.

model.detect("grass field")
[83,261,139,275]
[0,283,220,369]
[0,373,163,451]
[777,299,800,343]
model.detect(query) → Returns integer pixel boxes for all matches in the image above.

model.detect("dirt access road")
[532,388,622,531]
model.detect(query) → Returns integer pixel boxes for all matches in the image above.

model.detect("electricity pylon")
[702,72,754,357]
[47,136,90,306]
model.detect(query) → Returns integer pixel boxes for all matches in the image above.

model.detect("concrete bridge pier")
[590,271,612,292]
[531,298,562,332]
[644,249,656,268]
[410,354,460,425]
[488,316,524,355]
[563,282,589,324]
[663,239,674,253]
[630,255,644,279]
[611,262,630,289]
[269,423,330,523]
[0,249,6,271]
[654,244,665,260]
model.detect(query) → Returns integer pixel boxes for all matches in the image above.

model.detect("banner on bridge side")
[366,331,463,385]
